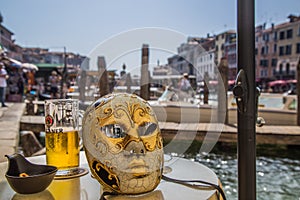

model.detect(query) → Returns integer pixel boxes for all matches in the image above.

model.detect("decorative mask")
[82,93,164,195]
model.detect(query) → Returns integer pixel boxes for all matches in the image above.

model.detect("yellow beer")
[45,130,80,169]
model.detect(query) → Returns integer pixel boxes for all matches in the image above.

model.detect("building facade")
[255,15,300,84]
[275,15,300,80]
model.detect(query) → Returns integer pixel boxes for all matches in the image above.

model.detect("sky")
[1,0,300,74]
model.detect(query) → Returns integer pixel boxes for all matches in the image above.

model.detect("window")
[271,59,277,67]
[296,43,300,54]
[286,29,293,39]
[273,44,277,53]
[279,46,284,56]
[261,47,265,55]
[263,33,269,41]
[286,63,290,74]
[285,45,292,55]
[260,69,267,77]
[273,31,277,40]
[260,59,268,67]
[279,64,283,73]
[279,31,285,40]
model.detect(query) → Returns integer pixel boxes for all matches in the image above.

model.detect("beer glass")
[44,99,86,179]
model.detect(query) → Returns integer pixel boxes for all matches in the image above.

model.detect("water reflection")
[192,152,300,199]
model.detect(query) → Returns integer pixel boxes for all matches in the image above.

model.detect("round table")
[0,152,222,200]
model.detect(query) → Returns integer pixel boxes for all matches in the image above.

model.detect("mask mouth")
[127,159,150,177]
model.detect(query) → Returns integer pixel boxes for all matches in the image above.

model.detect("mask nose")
[125,141,146,156]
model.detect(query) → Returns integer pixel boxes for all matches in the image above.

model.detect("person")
[0,63,8,107]
[178,73,191,92]
[49,71,60,98]
[26,69,36,92]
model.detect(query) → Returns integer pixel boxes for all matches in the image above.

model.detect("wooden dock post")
[79,70,86,102]
[140,44,150,100]
[97,56,109,98]
[218,57,229,124]
[126,72,132,94]
[203,72,209,104]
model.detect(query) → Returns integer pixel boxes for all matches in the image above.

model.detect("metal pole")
[297,57,300,125]
[237,0,256,199]
[60,46,67,98]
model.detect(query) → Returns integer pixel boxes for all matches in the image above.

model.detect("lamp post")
[60,46,67,98]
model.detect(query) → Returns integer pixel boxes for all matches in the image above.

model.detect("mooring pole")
[236,0,256,199]
[97,56,109,98]
[140,44,150,100]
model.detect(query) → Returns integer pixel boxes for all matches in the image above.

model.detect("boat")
[148,87,297,125]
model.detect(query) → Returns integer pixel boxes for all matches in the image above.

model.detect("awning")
[1,56,22,67]
[21,63,39,71]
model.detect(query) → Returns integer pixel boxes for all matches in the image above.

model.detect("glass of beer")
[44,99,86,179]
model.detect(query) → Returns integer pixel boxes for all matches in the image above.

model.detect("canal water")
[179,145,300,199]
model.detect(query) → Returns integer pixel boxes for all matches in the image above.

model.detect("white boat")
[148,87,297,125]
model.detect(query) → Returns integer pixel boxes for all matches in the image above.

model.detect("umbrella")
[21,63,39,71]
[1,57,22,67]
[286,79,297,84]
[268,80,287,87]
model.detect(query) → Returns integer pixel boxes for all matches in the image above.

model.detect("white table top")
[0,152,220,200]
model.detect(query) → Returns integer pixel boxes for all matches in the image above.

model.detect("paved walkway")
[0,103,26,162]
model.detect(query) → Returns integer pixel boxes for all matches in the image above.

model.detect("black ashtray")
[5,153,57,194]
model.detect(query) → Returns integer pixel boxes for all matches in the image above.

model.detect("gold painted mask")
[82,93,164,195]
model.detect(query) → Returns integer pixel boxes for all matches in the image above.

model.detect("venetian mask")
[82,93,164,195]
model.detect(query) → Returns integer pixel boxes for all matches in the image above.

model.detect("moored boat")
[149,88,297,125]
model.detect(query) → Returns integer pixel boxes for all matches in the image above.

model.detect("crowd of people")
[0,61,72,107]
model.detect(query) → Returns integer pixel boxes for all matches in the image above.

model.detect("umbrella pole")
[237,0,256,199]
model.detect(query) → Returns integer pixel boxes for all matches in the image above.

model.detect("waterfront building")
[275,15,300,80]
[255,15,300,84]
[0,14,23,62]
[0,14,14,51]
[166,36,216,82]
[214,30,236,67]
[255,23,277,85]
[195,46,216,82]
[168,37,201,76]
[223,32,237,80]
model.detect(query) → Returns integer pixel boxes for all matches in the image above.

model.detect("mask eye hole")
[139,122,157,136]
[100,124,126,138]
